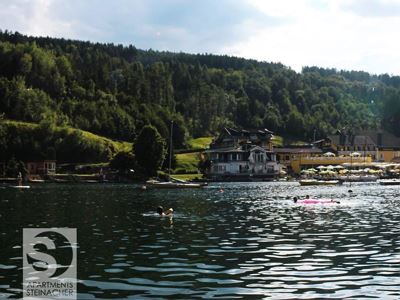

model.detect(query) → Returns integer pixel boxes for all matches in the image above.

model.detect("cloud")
[0,0,73,37]
[1,0,400,75]
[0,0,285,54]
[340,0,400,18]
[224,0,400,75]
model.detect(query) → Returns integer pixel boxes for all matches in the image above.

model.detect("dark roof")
[211,127,274,148]
[224,127,273,136]
[312,139,326,144]
[328,134,375,146]
[328,130,400,148]
[364,130,400,148]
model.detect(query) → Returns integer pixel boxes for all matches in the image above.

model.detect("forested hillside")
[1,30,400,152]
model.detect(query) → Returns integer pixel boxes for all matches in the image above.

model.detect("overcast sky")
[1,0,400,75]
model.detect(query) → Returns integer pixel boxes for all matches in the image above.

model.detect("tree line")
[1,30,400,164]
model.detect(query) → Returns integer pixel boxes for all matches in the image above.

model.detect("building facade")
[323,130,400,162]
[205,128,281,180]
[275,146,323,173]
[27,160,56,175]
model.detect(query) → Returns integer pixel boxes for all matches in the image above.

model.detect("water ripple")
[2,182,400,299]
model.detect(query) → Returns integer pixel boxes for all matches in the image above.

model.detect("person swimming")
[157,206,173,216]
[293,197,340,204]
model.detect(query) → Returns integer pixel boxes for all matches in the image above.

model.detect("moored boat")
[379,179,400,185]
[28,178,45,183]
[338,175,378,182]
[8,185,31,189]
[145,120,207,189]
[146,179,206,189]
[299,179,341,186]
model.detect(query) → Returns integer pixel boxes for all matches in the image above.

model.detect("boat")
[144,121,207,189]
[378,179,400,186]
[8,185,31,189]
[299,179,341,186]
[28,179,45,183]
[338,175,378,182]
[146,179,205,189]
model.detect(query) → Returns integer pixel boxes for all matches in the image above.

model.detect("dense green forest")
[1,30,400,164]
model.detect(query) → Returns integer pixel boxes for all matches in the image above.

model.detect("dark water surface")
[1,182,400,299]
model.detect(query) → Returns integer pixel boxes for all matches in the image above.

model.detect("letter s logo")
[26,231,73,278]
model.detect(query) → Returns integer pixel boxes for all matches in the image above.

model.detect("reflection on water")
[1,182,400,299]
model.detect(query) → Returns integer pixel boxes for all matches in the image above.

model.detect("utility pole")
[168,121,174,179]
[313,129,316,144]
[364,136,366,164]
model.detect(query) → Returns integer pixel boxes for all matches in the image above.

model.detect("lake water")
[1,182,400,299]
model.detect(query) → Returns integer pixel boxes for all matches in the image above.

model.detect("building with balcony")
[205,128,281,180]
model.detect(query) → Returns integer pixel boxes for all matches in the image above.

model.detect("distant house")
[205,128,281,180]
[322,130,400,162]
[27,160,56,175]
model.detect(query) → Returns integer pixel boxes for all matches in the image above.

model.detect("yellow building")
[290,155,372,174]
[275,147,323,173]
[376,149,400,162]
[323,131,400,163]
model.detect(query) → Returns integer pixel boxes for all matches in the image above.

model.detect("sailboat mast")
[168,121,173,178]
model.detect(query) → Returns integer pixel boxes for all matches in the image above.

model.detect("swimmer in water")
[293,197,340,204]
[157,206,173,216]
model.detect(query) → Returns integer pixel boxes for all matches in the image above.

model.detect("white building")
[205,128,281,181]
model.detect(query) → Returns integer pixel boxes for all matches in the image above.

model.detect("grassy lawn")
[171,173,203,181]
[2,119,132,153]
[187,137,213,149]
[273,135,283,146]
[175,152,200,173]
[65,126,132,152]
[273,135,307,147]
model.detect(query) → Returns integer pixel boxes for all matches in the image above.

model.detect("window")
[254,153,264,162]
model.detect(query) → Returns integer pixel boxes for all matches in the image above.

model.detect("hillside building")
[205,128,281,180]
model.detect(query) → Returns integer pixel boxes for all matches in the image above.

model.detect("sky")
[1,0,400,75]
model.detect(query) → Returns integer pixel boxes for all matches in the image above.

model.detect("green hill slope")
[0,120,131,163]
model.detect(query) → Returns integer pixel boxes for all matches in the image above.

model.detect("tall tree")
[134,125,166,176]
